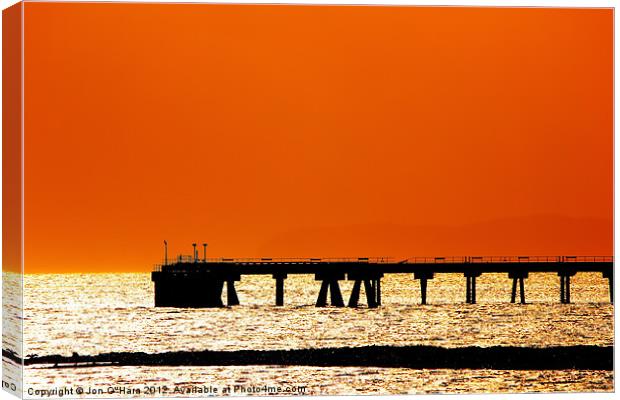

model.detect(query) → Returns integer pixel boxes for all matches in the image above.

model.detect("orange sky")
[15,3,613,273]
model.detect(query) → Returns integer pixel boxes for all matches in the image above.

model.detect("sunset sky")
[12,4,613,273]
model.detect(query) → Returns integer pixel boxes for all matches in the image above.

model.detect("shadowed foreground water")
[6,272,614,395]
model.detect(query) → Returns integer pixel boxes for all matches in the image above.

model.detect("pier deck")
[151,256,613,307]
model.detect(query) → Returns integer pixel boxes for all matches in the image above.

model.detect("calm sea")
[4,271,614,396]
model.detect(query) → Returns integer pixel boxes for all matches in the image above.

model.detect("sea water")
[3,272,613,396]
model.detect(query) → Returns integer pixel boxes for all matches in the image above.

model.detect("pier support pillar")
[602,271,613,304]
[330,280,345,307]
[558,271,576,304]
[348,280,362,307]
[347,279,379,308]
[273,273,287,306]
[316,281,329,307]
[363,279,377,308]
[315,273,345,307]
[420,279,428,305]
[414,272,434,305]
[347,273,382,308]
[466,276,471,303]
[214,280,225,307]
[465,272,482,304]
[563,275,570,304]
[226,280,240,306]
[508,272,528,304]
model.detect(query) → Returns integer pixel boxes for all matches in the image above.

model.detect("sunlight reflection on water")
[9,272,615,395]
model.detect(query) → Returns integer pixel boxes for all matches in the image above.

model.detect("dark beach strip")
[4,345,613,370]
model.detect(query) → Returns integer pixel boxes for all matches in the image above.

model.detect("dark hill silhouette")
[257,215,612,258]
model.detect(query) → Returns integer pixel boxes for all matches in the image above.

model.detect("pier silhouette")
[151,247,613,308]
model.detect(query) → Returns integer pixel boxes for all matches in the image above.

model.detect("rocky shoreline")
[4,345,612,370]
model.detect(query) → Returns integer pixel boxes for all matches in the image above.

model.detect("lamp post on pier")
[164,240,168,265]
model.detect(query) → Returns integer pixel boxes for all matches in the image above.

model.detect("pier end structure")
[152,263,241,307]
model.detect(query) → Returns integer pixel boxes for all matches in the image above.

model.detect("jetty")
[151,245,613,308]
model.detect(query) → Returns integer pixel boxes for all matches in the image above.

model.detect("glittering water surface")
[13,272,615,395]
[3,273,23,397]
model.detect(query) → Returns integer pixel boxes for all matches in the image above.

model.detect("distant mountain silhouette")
[257,215,612,258]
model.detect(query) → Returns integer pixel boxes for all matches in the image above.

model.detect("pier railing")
[152,255,613,272]
[403,256,613,264]
[153,256,395,271]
